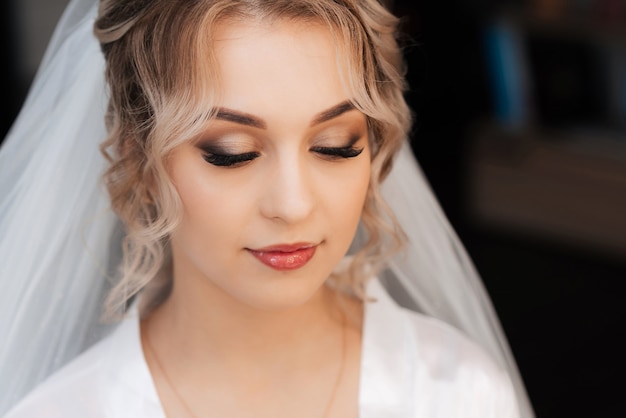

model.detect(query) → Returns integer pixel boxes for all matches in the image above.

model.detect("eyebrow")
[310,101,355,126]
[213,100,356,129]
[214,109,266,129]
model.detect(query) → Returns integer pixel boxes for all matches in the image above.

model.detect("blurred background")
[1,0,624,416]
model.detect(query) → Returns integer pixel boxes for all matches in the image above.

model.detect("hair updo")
[94,0,411,316]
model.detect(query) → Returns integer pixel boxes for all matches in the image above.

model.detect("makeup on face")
[167,19,371,310]
[195,106,367,168]
[246,242,319,270]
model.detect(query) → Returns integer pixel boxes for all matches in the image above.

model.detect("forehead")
[210,18,351,122]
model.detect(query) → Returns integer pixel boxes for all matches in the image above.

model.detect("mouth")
[246,242,318,271]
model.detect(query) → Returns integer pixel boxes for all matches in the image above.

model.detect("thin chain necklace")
[143,328,197,418]
[144,313,347,418]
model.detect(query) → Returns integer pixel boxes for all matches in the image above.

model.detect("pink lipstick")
[247,243,317,270]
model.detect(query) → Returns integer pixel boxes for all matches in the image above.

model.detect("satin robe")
[6,279,519,417]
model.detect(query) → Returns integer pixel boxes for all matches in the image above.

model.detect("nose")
[259,152,315,224]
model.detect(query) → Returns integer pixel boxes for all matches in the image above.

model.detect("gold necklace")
[143,315,347,418]
[143,328,197,418]
[322,311,347,418]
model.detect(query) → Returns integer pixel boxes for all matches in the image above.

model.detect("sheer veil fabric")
[0,0,534,416]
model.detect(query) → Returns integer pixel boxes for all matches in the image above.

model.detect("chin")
[228,268,332,312]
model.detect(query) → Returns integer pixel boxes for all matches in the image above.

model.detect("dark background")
[393,1,625,416]
[2,1,625,416]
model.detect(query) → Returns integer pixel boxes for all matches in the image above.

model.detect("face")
[167,19,371,310]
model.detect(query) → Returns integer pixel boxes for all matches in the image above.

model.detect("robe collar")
[359,278,412,418]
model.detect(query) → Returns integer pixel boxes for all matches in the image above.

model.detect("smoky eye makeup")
[310,133,365,160]
[197,141,260,168]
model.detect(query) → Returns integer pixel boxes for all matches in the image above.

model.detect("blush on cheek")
[161,20,376,311]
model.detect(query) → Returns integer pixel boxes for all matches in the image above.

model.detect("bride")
[0,0,533,417]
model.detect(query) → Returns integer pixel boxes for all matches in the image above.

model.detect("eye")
[310,133,365,160]
[311,145,364,160]
[202,151,260,167]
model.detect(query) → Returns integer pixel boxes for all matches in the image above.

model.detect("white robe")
[5,279,519,417]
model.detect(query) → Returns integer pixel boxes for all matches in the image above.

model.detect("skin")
[142,18,368,418]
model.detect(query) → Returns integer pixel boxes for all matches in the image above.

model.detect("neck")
[143,272,345,371]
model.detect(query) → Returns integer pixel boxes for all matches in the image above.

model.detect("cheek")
[320,155,371,243]
[168,153,251,259]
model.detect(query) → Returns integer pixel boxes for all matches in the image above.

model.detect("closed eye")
[311,145,364,160]
[311,133,364,160]
[202,151,260,167]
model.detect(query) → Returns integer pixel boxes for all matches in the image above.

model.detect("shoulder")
[361,278,520,418]
[4,317,163,418]
[403,308,507,380]
[401,308,520,417]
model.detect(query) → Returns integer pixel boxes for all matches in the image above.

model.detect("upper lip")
[248,242,317,253]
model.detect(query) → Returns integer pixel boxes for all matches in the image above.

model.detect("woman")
[0,0,533,417]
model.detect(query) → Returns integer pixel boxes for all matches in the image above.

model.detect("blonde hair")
[94,0,411,316]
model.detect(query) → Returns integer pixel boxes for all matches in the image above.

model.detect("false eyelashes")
[199,134,365,168]
[202,151,260,167]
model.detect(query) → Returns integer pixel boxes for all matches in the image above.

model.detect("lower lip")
[248,246,317,270]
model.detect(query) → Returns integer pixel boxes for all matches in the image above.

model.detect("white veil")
[0,0,533,416]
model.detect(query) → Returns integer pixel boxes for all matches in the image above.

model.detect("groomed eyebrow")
[213,100,356,129]
[214,109,266,129]
[310,101,355,126]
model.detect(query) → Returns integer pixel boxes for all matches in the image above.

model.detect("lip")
[247,242,318,270]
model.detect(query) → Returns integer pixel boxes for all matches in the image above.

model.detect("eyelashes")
[199,138,364,168]
[312,133,364,160]
[310,144,364,160]
[202,151,259,167]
